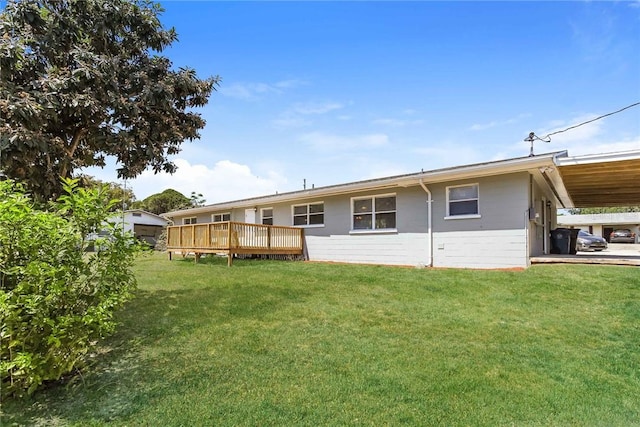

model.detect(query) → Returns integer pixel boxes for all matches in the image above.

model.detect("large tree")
[135,188,191,215]
[0,0,218,200]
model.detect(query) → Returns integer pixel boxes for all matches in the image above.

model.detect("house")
[163,149,640,269]
[558,212,640,243]
[111,209,171,246]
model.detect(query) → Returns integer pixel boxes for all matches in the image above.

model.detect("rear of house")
[164,152,569,269]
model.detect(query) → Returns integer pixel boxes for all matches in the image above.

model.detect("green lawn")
[3,253,639,426]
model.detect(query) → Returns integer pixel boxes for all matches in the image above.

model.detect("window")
[292,202,324,226]
[212,213,230,222]
[352,195,396,231]
[447,184,479,218]
[183,217,197,225]
[132,212,142,217]
[261,208,273,225]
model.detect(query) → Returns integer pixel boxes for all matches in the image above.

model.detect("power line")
[526,101,640,144]
[539,102,640,142]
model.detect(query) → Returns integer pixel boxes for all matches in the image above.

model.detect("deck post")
[227,222,233,267]
[267,226,271,250]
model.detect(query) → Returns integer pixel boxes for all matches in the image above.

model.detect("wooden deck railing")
[166,221,304,266]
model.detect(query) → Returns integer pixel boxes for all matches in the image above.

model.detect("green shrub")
[0,179,142,398]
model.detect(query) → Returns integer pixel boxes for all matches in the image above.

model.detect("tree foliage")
[567,206,640,215]
[134,188,191,215]
[77,174,137,211]
[189,191,206,207]
[0,178,143,398]
[0,0,219,200]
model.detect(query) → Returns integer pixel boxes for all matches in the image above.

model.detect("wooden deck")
[166,222,304,266]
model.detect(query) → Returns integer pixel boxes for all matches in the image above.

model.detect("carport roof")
[555,150,640,208]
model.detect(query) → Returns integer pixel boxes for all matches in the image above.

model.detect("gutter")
[419,179,434,268]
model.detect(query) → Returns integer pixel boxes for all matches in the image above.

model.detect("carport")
[532,150,640,266]
[555,150,640,208]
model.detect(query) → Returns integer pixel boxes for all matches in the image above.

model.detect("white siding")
[305,233,430,266]
[433,229,528,269]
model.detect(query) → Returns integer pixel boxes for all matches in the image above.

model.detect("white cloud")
[272,115,312,128]
[274,79,306,89]
[412,144,483,169]
[470,113,531,131]
[219,79,305,100]
[218,83,267,100]
[372,118,424,127]
[538,113,604,143]
[272,101,345,128]
[503,112,640,158]
[300,132,389,152]
[292,101,343,115]
[555,136,640,157]
[372,108,425,127]
[128,158,287,204]
[360,162,412,180]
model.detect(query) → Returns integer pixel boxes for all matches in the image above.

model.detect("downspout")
[419,179,434,267]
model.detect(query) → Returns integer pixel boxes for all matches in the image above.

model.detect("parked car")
[576,230,608,251]
[609,229,636,243]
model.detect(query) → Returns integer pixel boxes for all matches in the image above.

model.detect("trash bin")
[568,228,579,255]
[551,228,572,254]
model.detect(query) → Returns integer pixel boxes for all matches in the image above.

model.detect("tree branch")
[60,128,85,178]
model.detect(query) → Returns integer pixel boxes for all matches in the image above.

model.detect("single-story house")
[558,212,640,243]
[163,149,640,269]
[111,209,171,245]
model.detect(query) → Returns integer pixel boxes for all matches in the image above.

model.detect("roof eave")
[163,152,567,217]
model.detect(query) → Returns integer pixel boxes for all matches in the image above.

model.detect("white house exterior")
[163,150,640,269]
[558,212,640,243]
[111,209,171,241]
[165,152,573,269]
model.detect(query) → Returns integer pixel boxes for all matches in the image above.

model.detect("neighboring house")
[163,150,640,269]
[111,209,171,244]
[558,212,640,243]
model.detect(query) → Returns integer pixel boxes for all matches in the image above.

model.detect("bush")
[154,228,168,252]
[0,179,143,398]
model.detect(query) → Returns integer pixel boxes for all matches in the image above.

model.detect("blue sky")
[51,2,640,201]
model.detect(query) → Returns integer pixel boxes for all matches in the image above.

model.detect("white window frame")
[350,193,397,234]
[291,202,325,228]
[211,212,231,223]
[183,217,197,225]
[445,183,481,220]
[261,208,274,225]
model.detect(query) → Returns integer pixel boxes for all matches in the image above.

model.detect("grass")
[2,253,640,426]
